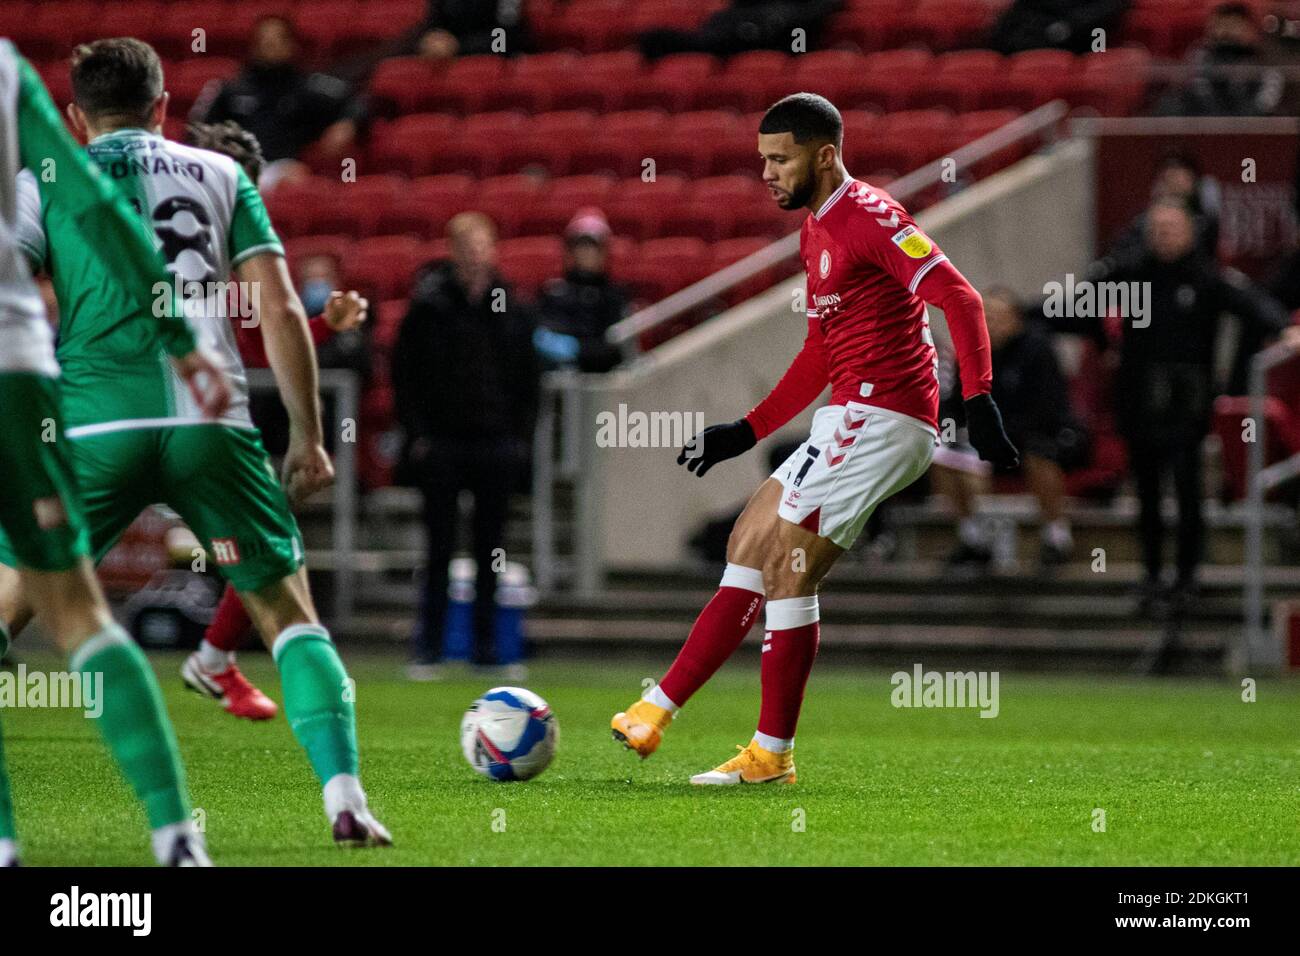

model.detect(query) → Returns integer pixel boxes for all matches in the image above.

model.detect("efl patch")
[891,226,933,259]
[819,249,831,277]
[210,537,241,565]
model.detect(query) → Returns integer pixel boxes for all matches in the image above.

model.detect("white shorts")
[772,401,936,549]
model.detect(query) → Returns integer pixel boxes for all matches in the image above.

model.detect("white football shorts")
[772,401,936,549]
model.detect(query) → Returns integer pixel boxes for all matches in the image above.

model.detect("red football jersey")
[801,178,945,431]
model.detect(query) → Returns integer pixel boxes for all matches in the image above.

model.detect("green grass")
[3,650,1298,865]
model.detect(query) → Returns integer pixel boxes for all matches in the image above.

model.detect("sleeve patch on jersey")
[891,225,933,259]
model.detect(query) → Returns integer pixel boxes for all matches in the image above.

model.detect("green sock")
[71,626,191,829]
[0,720,15,843]
[274,625,359,784]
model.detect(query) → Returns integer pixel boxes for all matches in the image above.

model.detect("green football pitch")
[2,650,1297,866]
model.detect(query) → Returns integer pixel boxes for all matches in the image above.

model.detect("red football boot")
[182,652,278,721]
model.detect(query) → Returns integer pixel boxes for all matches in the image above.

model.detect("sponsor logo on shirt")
[210,537,241,565]
[891,225,933,259]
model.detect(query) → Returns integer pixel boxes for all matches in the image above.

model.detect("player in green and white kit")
[0,39,229,866]
[0,38,391,847]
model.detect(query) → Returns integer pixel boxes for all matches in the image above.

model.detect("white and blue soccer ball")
[460,687,558,781]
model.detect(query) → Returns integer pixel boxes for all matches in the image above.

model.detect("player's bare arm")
[235,250,333,504]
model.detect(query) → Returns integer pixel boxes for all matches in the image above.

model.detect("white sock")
[958,516,986,548]
[1042,519,1073,549]
[642,683,680,714]
[197,639,232,674]
[753,731,793,753]
[0,838,17,866]
[151,819,202,865]
[323,772,367,821]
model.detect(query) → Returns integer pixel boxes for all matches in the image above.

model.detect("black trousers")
[1127,434,1205,586]
[410,436,519,665]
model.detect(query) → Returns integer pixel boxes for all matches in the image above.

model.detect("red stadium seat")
[893,0,1002,52]
[476,174,546,238]
[264,176,341,239]
[693,51,792,112]
[659,174,764,241]
[495,110,601,176]
[604,175,690,240]
[304,175,407,238]
[544,0,630,53]
[517,174,620,235]
[432,111,529,176]
[28,1,103,60]
[373,174,476,237]
[283,235,356,277]
[793,50,870,107]
[853,49,938,112]
[1072,46,1152,116]
[544,51,645,111]
[988,50,1081,112]
[483,52,581,113]
[436,55,510,114]
[907,50,1007,112]
[168,57,240,118]
[621,237,710,302]
[569,110,670,177]
[368,57,447,117]
[346,236,426,301]
[366,114,460,176]
[622,53,721,112]
[497,236,566,297]
[655,112,743,178]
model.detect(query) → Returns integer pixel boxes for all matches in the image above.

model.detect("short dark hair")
[759,93,843,146]
[70,37,164,124]
[187,120,266,182]
[1157,148,1200,178]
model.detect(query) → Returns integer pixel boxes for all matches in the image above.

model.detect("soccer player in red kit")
[611,93,1019,784]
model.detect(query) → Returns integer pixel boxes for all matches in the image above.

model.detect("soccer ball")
[460,687,558,781]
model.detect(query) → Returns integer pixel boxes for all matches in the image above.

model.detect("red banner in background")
[1084,117,1300,278]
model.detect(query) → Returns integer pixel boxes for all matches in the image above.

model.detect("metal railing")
[1241,342,1300,674]
[531,101,1072,595]
[245,367,360,631]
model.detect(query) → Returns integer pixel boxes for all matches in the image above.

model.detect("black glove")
[964,393,1020,469]
[677,419,756,477]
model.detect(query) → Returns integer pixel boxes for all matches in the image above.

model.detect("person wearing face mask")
[1047,198,1291,614]
[190,15,367,185]
[1155,2,1286,117]
[533,208,628,374]
[393,213,540,681]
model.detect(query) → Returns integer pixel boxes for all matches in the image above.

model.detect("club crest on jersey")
[819,249,831,277]
[891,225,933,259]
[210,538,241,565]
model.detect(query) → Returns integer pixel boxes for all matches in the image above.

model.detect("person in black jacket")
[533,208,628,374]
[392,213,540,677]
[934,288,1087,572]
[190,15,366,176]
[1056,198,1290,609]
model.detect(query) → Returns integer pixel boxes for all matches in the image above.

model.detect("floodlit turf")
[2,649,1297,866]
